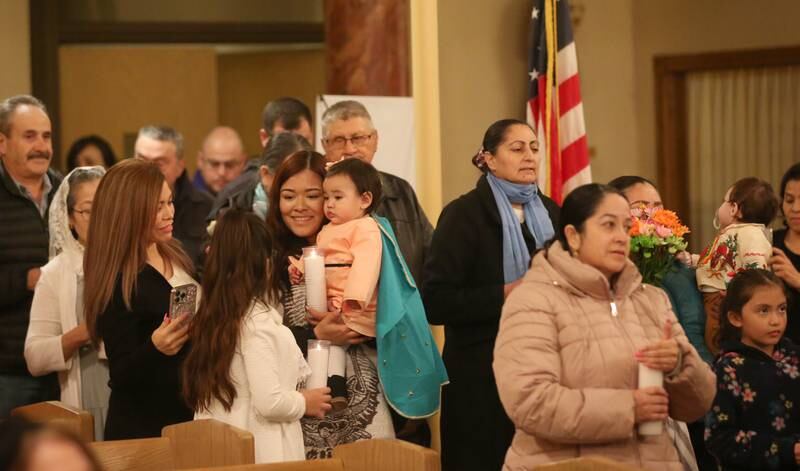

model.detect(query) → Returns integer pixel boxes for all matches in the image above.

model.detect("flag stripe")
[560,135,589,181]
[558,103,586,149]
[557,74,582,115]
[556,42,579,86]
[563,165,593,196]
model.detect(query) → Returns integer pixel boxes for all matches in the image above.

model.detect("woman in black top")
[771,162,800,343]
[423,119,559,471]
[84,159,196,439]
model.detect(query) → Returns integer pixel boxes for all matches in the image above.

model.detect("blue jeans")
[0,373,59,418]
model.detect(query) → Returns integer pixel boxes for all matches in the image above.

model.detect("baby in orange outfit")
[290,158,382,409]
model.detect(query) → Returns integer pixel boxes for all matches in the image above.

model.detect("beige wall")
[437,0,533,211]
[0,0,31,99]
[59,46,219,172]
[436,0,800,207]
[572,0,638,185]
[632,0,800,181]
[217,48,325,157]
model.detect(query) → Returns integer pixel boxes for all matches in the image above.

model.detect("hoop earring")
[712,214,720,231]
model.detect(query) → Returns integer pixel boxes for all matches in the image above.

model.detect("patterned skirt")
[282,284,395,458]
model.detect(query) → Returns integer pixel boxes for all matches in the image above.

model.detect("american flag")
[527,0,591,204]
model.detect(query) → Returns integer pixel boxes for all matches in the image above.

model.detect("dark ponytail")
[472,119,533,171]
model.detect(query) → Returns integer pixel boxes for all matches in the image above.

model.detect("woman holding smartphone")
[84,159,198,439]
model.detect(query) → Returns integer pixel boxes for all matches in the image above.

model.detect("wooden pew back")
[182,460,344,471]
[333,439,440,471]
[162,418,255,469]
[89,437,174,471]
[11,400,95,442]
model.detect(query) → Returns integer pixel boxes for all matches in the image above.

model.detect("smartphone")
[169,284,197,320]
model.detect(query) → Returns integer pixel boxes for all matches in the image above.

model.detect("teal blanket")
[375,216,448,418]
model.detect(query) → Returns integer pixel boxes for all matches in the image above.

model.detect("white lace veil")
[49,166,106,259]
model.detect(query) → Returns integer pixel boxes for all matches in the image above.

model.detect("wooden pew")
[89,437,174,471]
[534,457,643,470]
[11,400,95,442]
[162,419,255,469]
[181,460,344,471]
[180,438,439,471]
[333,439,439,471]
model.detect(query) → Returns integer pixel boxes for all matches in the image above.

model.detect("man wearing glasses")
[320,100,433,287]
[320,99,434,447]
[193,126,248,197]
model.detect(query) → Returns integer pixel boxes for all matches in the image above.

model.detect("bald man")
[193,126,248,196]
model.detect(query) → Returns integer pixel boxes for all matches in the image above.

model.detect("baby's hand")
[289,265,304,285]
[327,298,342,313]
[676,251,698,267]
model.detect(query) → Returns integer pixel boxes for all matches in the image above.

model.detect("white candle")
[307,340,330,389]
[303,246,327,313]
[638,363,665,436]
[327,345,347,378]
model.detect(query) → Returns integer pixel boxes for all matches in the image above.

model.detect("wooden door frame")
[654,45,800,224]
[29,0,324,168]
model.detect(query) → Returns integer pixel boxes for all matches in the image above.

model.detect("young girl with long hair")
[705,269,800,470]
[184,209,331,463]
[83,158,196,439]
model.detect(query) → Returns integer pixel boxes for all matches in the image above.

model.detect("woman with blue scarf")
[423,119,559,471]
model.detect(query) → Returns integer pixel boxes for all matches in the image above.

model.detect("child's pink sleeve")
[737,226,771,270]
[342,221,382,308]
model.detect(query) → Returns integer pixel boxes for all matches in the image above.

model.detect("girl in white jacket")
[24,166,107,439]
[183,209,332,463]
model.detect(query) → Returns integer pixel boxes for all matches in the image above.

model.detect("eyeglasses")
[323,133,374,150]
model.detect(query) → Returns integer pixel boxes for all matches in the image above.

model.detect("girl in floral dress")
[705,269,800,470]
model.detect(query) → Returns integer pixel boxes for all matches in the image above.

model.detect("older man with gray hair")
[321,100,434,446]
[321,99,433,286]
[0,95,61,416]
[135,125,213,271]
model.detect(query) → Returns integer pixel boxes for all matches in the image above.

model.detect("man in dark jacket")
[320,99,434,446]
[135,125,213,272]
[0,95,61,416]
[207,132,313,225]
[259,97,314,147]
[207,96,315,225]
[320,100,433,286]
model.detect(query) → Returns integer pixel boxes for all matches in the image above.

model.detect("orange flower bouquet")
[629,206,690,286]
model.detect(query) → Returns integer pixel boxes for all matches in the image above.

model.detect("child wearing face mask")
[697,177,779,355]
[705,269,800,470]
[290,158,383,410]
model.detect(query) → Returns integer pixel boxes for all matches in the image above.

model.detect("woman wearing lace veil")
[24,166,109,439]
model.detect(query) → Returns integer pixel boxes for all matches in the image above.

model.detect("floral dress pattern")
[705,339,800,470]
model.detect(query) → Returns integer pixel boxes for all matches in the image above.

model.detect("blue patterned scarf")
[486,172,555,282]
